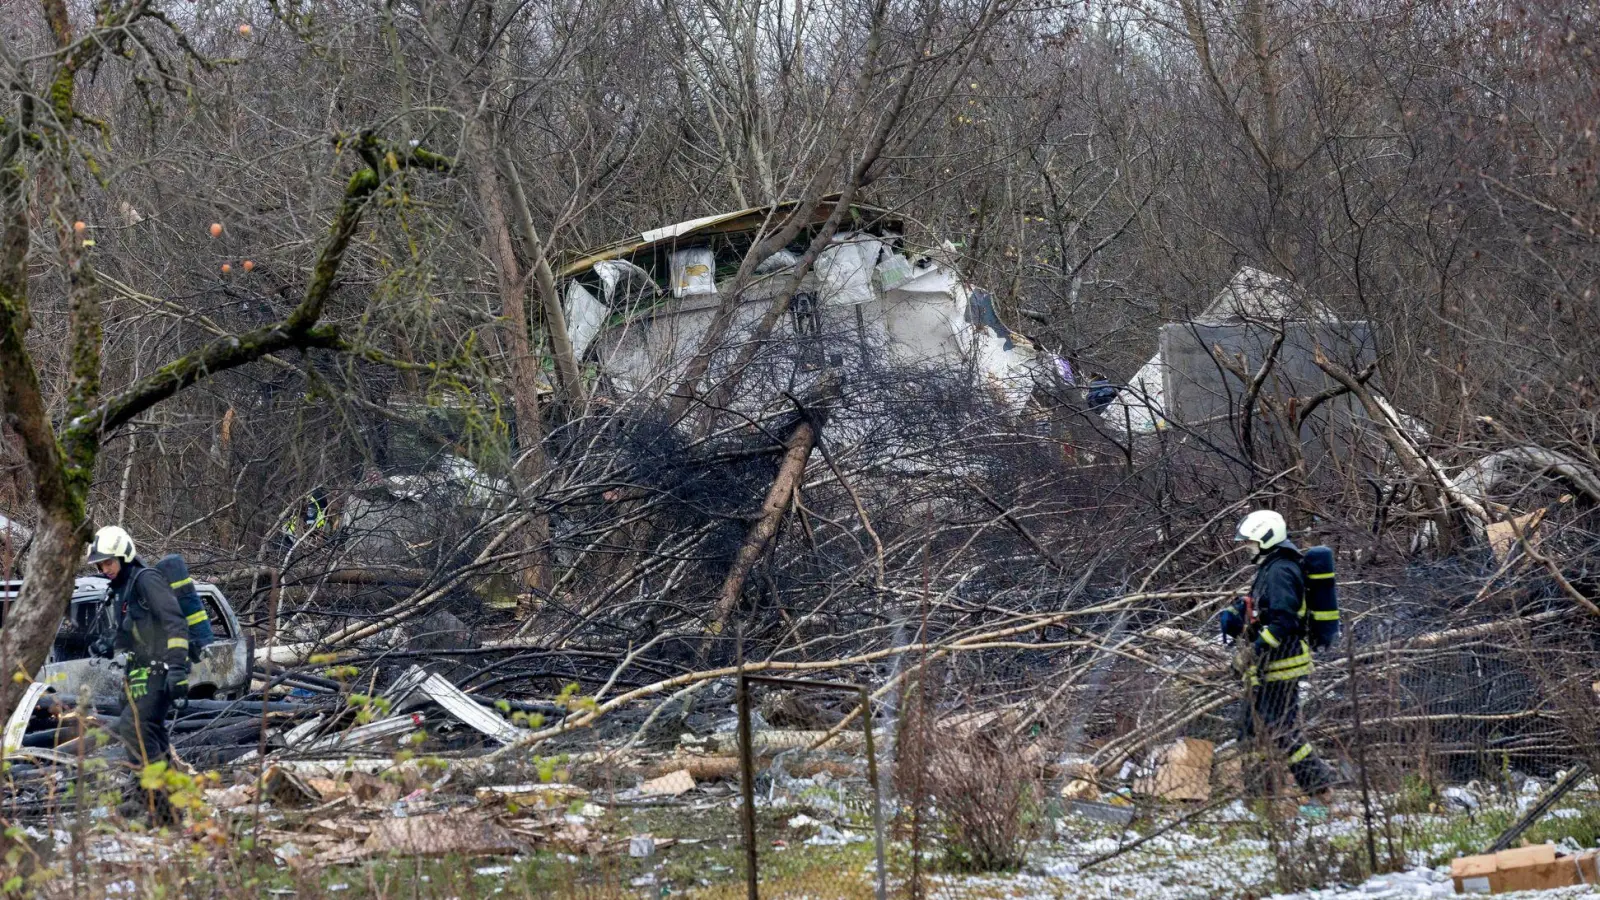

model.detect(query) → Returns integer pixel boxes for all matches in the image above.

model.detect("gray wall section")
[1159,321,1376,461]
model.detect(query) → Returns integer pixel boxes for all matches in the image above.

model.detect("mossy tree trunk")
[0,1,451,722]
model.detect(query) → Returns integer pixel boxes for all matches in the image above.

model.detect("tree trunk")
[472,141,555,598]
[0,120,80,719]
[706,391,834,643]
[501,159,585,414]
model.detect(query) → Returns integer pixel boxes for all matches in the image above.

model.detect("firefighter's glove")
[1229,643,1257,679]
[165,669,189,710]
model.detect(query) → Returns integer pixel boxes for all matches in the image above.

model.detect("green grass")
[19,796,884,899]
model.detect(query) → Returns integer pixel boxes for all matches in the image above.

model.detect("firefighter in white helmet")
[86,525,190,768]
[1220,510,1336,804]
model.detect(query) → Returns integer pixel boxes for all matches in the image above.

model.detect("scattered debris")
[476,783,588,810]
[262,765,322,808]
[1488,764,1592,852]
[1063,799,1137,827]
[363,813,526,858]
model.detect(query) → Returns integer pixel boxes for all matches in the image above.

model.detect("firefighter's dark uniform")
[107,559,190,765]
[1221,541,1336,795]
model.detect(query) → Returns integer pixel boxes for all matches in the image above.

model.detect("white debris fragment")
[1441,786,1479,811]
[805,824,864,846]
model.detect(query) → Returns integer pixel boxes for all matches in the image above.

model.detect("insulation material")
[1132,738,1214,802]
[876,252,914,292]
[364,813,526,857]
[563,281,608,360]
[593,259,653,304]
[894,262,959,297]
[755,249,801,274]
[971,328,1039,414]
[669,247,717,297]
[814,232,880,306]
[968,289,1039,414]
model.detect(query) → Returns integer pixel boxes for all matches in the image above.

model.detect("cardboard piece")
[1133,738,1215,802]
[1164,738,1215,769]
[639,769,696,797]
[363,813,526,857]
[1060,778,1100,802]
[1450,846,1600,894]
[1213,755,1244,791]
[1486,509,1546,564]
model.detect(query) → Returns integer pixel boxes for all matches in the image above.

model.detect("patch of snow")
[806,825,865,846]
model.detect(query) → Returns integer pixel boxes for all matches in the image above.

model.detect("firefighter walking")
[85,526,190,768]
[1221,510,1337,805]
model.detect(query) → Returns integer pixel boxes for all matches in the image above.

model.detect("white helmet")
[1235,510,1287,551]
[86,525,137,564]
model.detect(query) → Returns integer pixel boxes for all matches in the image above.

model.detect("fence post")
[860,685,887,900]
[1346,623,1378,874]
[736,648,760,900]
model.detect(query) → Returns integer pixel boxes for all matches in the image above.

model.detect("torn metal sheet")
[564,282,607,360]
[264,758,407,778]
[641,212,733,244]
[1102,353,1168,435]
[282,714,327,747]
[9,747,81,767]
[3,681,48,757]
[301,713,424,753]
[390,664,526,744]
[561,197,901,279]
[39,639,249,710]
